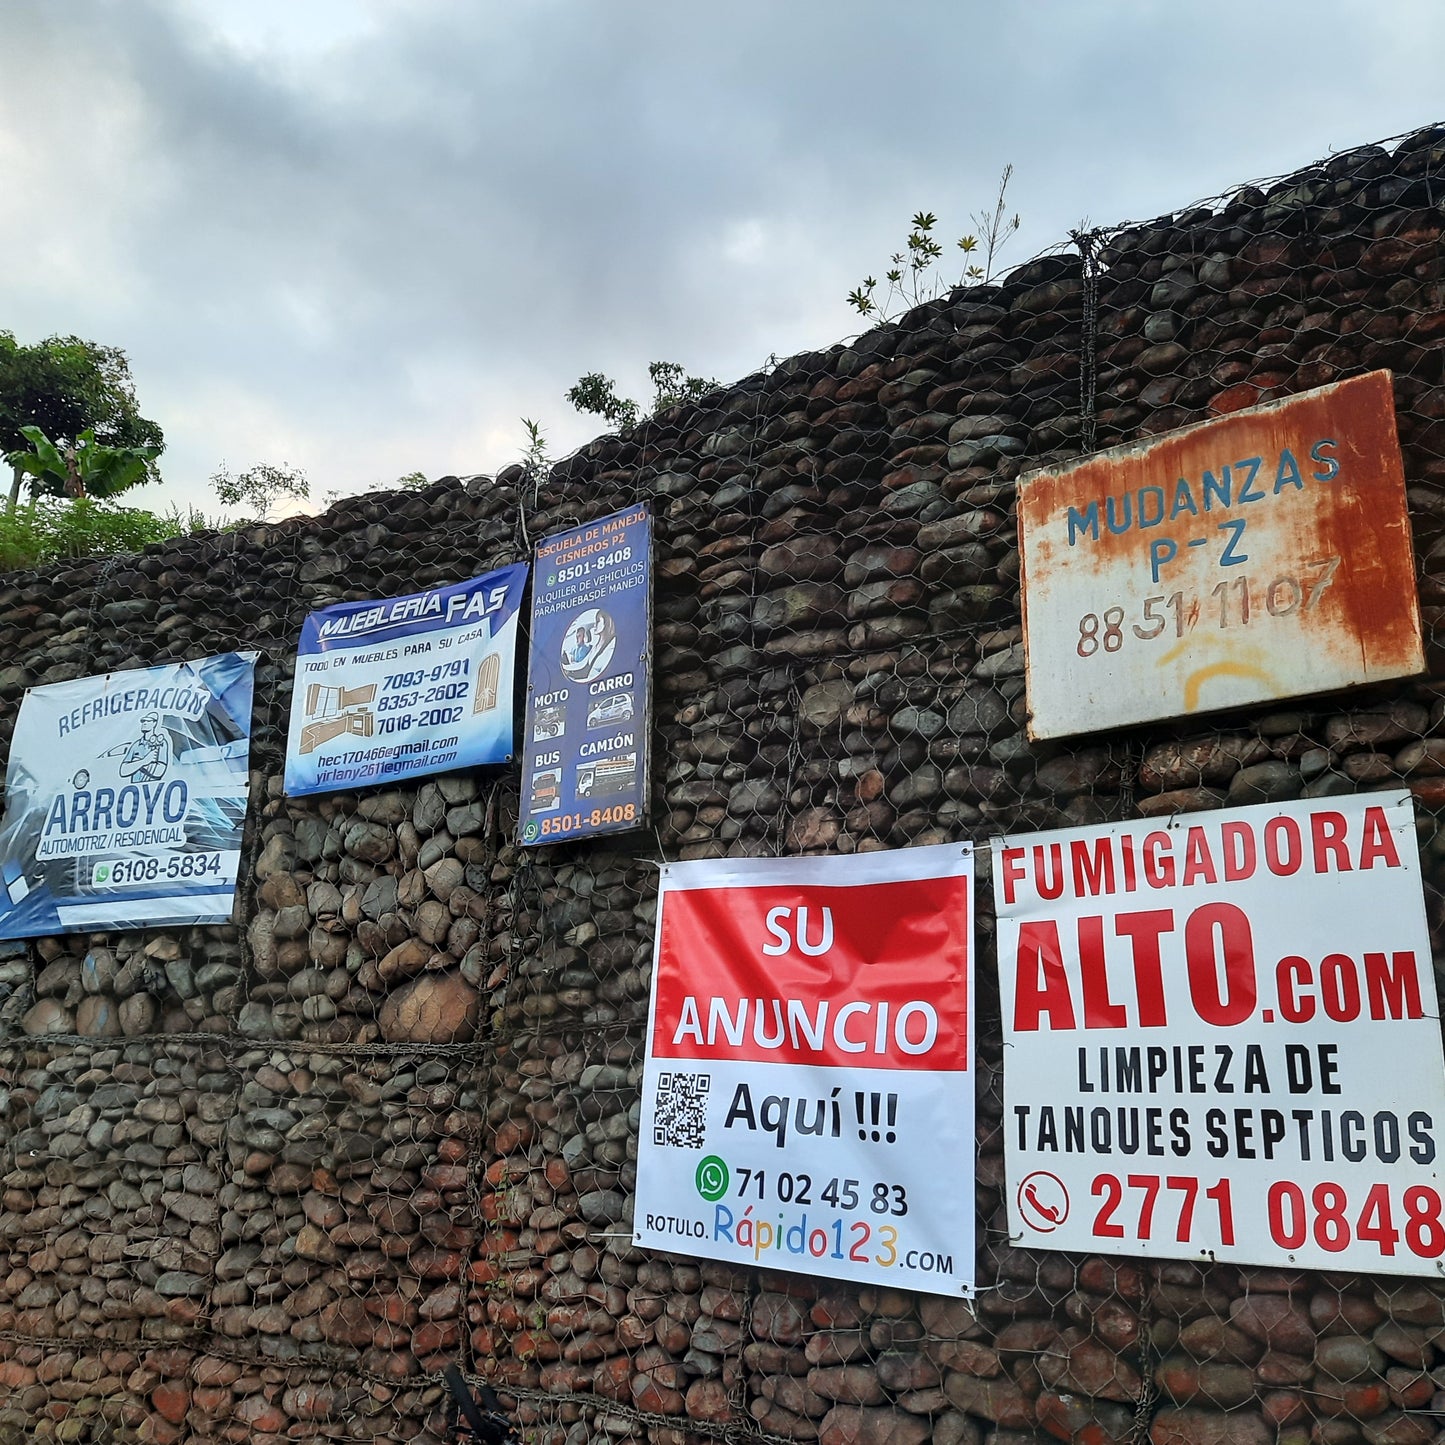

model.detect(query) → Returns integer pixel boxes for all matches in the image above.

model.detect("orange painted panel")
[1018,370,1423,739]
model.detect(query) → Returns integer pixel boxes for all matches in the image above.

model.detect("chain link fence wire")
[0,121,1444,1444]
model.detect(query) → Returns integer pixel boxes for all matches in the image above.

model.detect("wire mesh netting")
[1,122,1445,1444]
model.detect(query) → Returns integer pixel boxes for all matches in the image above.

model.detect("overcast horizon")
[1,1,1441,516]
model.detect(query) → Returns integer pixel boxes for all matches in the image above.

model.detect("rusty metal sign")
[1018,370,1424,740]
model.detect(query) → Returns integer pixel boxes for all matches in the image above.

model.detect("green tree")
[210,461,309,517]
[567,360,717,432]
[0,331,165,509]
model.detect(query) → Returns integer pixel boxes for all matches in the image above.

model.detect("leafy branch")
[210,460,309,518]
[566,360,717,432]
[848,166,1020,322]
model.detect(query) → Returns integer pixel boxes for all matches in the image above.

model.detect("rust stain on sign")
[1018,370,1423,740]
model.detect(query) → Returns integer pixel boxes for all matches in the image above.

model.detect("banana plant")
[5,424,160,510]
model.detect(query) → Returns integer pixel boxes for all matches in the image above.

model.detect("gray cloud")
[0,0,1439,509]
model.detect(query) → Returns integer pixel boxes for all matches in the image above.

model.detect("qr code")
[653,1071,711,1148]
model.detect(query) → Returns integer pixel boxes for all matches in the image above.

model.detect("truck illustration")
[577,753,637,799]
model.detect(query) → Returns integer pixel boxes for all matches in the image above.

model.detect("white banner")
[0,653,255,937]
[635,845,976,1297]
[995,791,1445,1275]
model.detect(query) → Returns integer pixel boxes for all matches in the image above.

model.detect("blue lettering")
[115,787,139,829]
[92,788,115,832]
[1170,478,1199,519]
[1150,539,1178,585]
[45,795,68,835]
[1274,448,1303,494]
[1236,457,1265,503]
[162,780,188,823]
[1311,438,1340,481]
[1066,502,1100,545]
[713,1204,735,1243]
[1218,518,1249,567]
[1202,466,1232,510]
[1137,485,1166,528]
[1105,494,1133,536]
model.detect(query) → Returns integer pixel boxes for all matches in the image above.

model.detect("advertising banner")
[284,564,528,796]
[1018,371,1424,739]
[519,505,651,845]
[995,790,1445,1276]
[0,653,255,937]
[636,845,976,1296]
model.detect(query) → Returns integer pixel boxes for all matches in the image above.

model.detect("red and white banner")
[995,790,1445,1275]
[636,845,975,1296]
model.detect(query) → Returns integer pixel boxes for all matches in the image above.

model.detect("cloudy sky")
[1,1,1439,513]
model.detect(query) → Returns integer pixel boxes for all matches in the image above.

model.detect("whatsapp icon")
[694,1155,729,1202]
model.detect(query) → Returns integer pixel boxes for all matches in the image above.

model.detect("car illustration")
[586,693,634,728]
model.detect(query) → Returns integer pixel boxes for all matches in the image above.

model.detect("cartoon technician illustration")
[116,713,170,783]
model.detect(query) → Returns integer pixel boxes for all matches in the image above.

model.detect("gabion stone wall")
[2,123,1445,1445]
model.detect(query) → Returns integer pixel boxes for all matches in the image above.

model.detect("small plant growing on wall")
[848,165,1021,321]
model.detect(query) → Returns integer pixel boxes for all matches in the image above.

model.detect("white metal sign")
[636,845,976,1296]
[0,654,255,937]
[995,791,1445,1275]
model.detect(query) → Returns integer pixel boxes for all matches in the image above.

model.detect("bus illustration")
[528,768,562,812]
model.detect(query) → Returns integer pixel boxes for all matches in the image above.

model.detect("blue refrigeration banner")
[284,563,529,797]
[0,653,256,938]
[520,505,652,845]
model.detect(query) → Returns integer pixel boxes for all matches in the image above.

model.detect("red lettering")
[1264,816,1302,875]
[1366,951,1423,1020]
[1185,903,1256,1025]
[1311,810,1352,873]
[1034,843,1064,900]
[1320,953,1361,1022]
[1078,916,1126,1027]
[1000,846,1026,905]
[1359,806,1402,870]
[1143,832,1176,888]
[1071,837,1116,898]
[1013,920,1076,1031]
[1182,827,1218,886]
[1276,956,1315,1023]
[1221,821,1256,880]
[1113,909,1174,1026]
